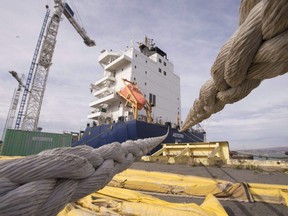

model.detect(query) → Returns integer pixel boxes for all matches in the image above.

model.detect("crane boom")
[21,1,95,131]
[62,3,95,47]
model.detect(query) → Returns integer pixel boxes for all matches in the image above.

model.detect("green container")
[1,129,72,156]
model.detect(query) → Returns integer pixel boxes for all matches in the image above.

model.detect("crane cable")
[70,0,85,29]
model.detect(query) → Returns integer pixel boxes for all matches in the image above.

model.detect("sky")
[0,0,287,150]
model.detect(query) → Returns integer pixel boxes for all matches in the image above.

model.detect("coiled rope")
[0,133,167,216]
[181,0,288,131]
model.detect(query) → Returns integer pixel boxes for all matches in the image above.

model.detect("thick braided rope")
[181,0,288,131]
[0,133,167,216]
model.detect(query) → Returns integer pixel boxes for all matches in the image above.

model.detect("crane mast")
[15,7,50,130]
[2,71,25,140]
[20,0,95,131]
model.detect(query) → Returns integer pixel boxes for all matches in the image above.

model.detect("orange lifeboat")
[119,83,146,110]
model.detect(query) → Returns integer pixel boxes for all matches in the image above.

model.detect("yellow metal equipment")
[143,141,230,165]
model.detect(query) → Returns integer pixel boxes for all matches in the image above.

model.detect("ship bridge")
[99,50,132,72]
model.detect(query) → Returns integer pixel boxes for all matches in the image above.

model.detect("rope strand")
[0,133,167,216]
[181,0,288,131]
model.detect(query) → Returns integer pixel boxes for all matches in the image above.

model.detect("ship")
[72,37,206,154]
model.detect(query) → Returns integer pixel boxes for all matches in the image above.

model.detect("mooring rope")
[181,0,288,131]
[1,1,287,215]
[0,133,167,216]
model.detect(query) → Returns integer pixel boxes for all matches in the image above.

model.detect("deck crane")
[18,0,95,131]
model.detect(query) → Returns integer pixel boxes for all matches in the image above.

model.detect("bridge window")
[149,93,156,106]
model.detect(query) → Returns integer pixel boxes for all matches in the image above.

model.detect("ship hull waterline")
[73,120,205,154]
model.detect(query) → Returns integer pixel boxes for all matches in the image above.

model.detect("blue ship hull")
[72,120,205,154]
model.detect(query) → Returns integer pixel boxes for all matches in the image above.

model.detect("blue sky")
[0,0,287,150]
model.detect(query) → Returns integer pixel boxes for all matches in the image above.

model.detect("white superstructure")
[88,38,181,127]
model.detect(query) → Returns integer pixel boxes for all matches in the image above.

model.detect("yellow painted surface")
[0,156,23,160]
[248,183,288,205]
[143,142,288,170]
[147,141,230,166]
[2,149,287,215]
[58,172,288,216]
[58,187,228,216]
[109,169,288,205]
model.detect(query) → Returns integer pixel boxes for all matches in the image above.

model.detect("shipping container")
[1,129,72,156]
